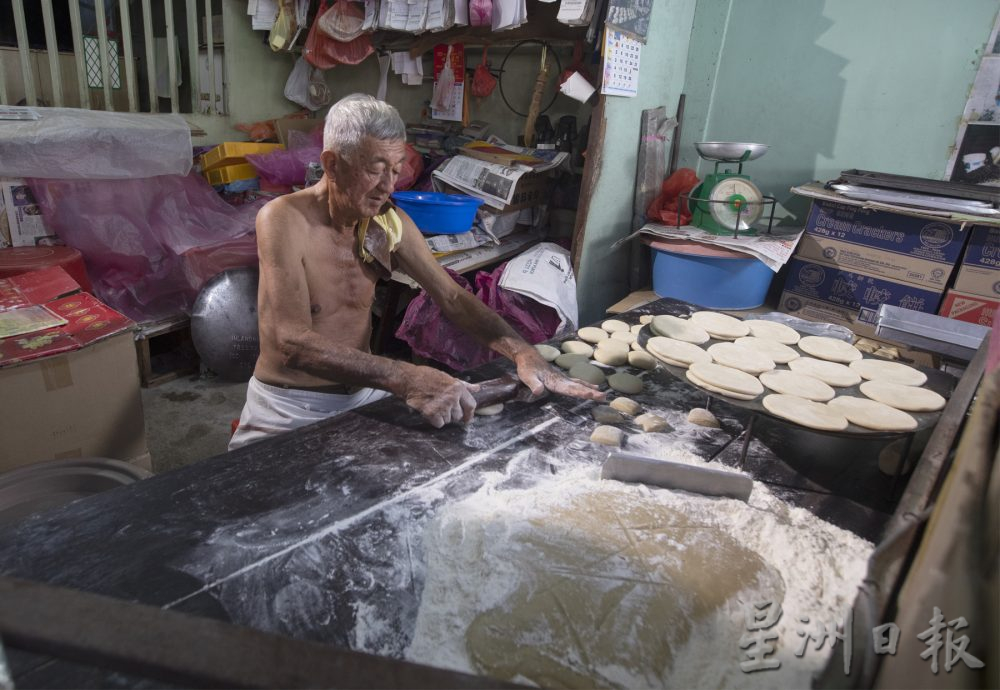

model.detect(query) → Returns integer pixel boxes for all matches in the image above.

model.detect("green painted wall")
[574,0,698,323]
[679,0,1000,221]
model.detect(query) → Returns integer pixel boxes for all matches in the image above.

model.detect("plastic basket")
[201,142,284,172]
[391,191,484,235]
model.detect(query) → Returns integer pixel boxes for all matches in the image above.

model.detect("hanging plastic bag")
[395,144,424,190]
[318,0,365,41]
[431,45,456,112]
[284,57,330,110]
[558,40,593,87]
[304,0,339,69]
[646,168,700,226]
[269,0,298,52]
[469,0,492,27]
[470,46,497,98]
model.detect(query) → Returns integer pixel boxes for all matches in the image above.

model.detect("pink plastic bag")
[395,144,424,191]
[27,174,264,322]
[395,264,559,371]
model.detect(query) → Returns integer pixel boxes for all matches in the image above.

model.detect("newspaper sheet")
[482,135,569,172]
[432,156,530,209]
[613,222,803,272]
[498,242,578,332]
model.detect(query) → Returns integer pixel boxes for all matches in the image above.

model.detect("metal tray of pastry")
[636,324,956,439]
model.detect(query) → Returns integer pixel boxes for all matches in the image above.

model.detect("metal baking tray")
[876,305,991,362]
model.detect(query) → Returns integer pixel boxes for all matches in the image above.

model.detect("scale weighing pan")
[695,142,769,162]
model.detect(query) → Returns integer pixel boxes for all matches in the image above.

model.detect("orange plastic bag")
[470,46,497,98]
[646,168,700,226]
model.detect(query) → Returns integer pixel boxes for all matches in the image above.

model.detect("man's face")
[328,136,407,218]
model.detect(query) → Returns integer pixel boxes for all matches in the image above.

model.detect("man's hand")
[400,365,480,428]
[514,348,605,401]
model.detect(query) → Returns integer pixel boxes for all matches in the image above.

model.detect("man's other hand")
[514,348,605,401]
[402,366,480,428]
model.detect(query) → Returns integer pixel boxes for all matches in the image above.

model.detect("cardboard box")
[795,234,956,291]
[0,178,59,247]
[779,257,945,337]
[952,225,1000,298]
[938,289,997,328]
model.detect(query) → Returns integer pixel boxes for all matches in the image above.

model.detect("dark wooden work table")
[0,299,910,687]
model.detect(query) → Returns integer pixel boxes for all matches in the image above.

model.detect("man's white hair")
[323,94,406,161]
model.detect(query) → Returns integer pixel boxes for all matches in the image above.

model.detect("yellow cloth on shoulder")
[357,206,404,265]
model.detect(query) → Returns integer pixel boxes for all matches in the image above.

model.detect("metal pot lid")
[190,267,260,382]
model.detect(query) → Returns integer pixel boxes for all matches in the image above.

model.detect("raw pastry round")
[628,350,657,370]
[608,372,643,394]
[687,362,764,397]
[859,381,946,412]
[578,326,610,343]
[561,340,594,357]
[759,370,835,402]
[634,413,670,432]
[601,319,630,333]
[762,394,849,431]
[610,331,636,344]
[687,407,721,428]
[590,425,623,446]
[745,319,801,345]
[630,323,644,335]
[534,344,560,362]
[849,358,927,386]
[609,397,642,416]
[788,357,862,387]
[707,342,776,375]
[798,336,863,363]
[475,403,504,416]
[568,362,607,386]
[689,311,750,339]
[646,336,712,367]
[685,370,759,401]
[555,353,589,370]
[734,336,800,364]
[593,346,628,367]
[828,396,918,431]
[650,315,710,344]
[592,405,627,425]
[596,338,630,355]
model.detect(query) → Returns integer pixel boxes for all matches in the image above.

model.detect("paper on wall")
[601,28,641,97]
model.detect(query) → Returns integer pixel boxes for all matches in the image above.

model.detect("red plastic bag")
[304,0,374,69]
[646,167,700,226]
[470,46,497,98]
[558,40,593,87]
[395,265,559,371]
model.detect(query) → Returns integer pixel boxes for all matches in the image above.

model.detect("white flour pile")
[404,439,873,689]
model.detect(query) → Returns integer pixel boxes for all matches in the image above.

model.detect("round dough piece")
[788,357,862,387]
[763,394,849,431]
[798,336,863,363]
[475,403,504,416]
[555,353,589,370]
[707,342,776,375]
[600,319,630,333]
[745,319,801,345]
[687,407,721,428]
[639,314,654,325]
[609,397,642,416]
[688,362,764,397]
[828,396,918,432]
[577,326,609,344]
[595,338,630,355]
[608,372,643,394]
[592,405,627,425]
[610,330,636,345]
[534,344,560,362]
[628,350,657,370]
[630,323,644,335]
[759,370,835,402]
[734,336,800,364]
[685,370,759,401]
[561,340,594,357]
[593,347,628,367]
[689,311,750,339]
[649,315,710,344]
[860,381,946,412]
[849,358,927,386]
[634,413,670,432]
[646,336,712,368]
[568,362,606,386]
[590,425,623,446]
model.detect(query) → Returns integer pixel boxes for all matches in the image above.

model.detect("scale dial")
[707,177,764,231]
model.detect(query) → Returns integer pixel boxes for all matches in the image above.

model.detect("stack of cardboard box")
[938,226,999,328]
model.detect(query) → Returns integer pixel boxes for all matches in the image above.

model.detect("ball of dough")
[475,403,504,416]
[594,347,628,366]
[601,319,630,333]
[568,362,607,385]
[610,397,642,416]
[639,314,653,325]
[630,323,644,335]
[592,405,628,425]
[590,425,623,446]
[687,408,720,428]
[577,326,609,344]
[635,413,671,433]
[534,344,560,362]
[561,340,595,357]
[608,372,643,394]
[610,331,636,345]
[628,350,657,370]
[555,353,590,370]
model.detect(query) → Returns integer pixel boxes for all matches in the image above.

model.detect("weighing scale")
[687,142,775,236]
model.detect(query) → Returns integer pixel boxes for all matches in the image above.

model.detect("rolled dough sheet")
[686,370,759,401]
[734,336,800,365]
[744,319,800,345]
[689,311,750,339]
[859,380,946,412]
[650,315,710,344]
[849,358,927,386]
[687,361,764,397]
[707,342,775,375]
[828,396,917,432]
[646,336,712,367]
[787,357,862,387]
[759,370,835,402]
[798,336,863,364]
[762,393,848,431]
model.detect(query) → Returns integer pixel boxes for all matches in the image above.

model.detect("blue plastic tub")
[651,246,774,309]
[391,191,484,235]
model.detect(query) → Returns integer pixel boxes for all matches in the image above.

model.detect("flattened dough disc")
[688,361,764,397]
[650,315,710,344]
[860,380,945,412]
[569,362,607,386]
[578,326,610,344]
[601,319,630,333]
[759,370,835,402]
[798,336,863,363]
[788,357,862,387]
[849,358,927,386]
[762,393,848,431]
[828,396,918,431]
[707,342,775,375]
[685,370,758,401]
[561,341,595,357]
[745,319,801,345]
[608,372,643,394]
[734,336,800,364]
[689,311,750,339]
[646,336,712,367]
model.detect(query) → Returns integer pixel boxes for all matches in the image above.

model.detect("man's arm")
[393,210,603,401]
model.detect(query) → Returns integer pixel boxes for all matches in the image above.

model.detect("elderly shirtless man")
[229,94,600,450]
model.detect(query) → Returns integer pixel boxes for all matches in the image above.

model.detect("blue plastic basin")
[652,247,774,309]
[391,191,484,235]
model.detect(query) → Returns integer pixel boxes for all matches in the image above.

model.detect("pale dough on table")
[592,405,628,425]
[859,380,946,412]
[685,370,759,401]
[631,340,645,351]
[849,358,927,386]
[609,397,642,416]
[687,407,721,428]
[745,319,801,345]
[610,330,636,344]
[568,362,606,386]
[596,338,630,355]
[689,311,750,339]
[534,344,560,362]
[762,393,849,431]
[650,315,710,344]
[608,372,643,394]
[628,350,657,370]
[561,340,595,357]
[798,335,863,363]
[590,425,623,446]
[759,370,836,402]
[639,314,654,324]
[593,347,628,366]
[475,403,504,416]
[601,319,630,333]
[554,353,589,370]
[828,396,918,432]
[788,357,862,387]
[687,361,764,397]
[577,326,609,344]
[734,336,800,364]
[634,412,671,432]
[630,323,644,335]
[646,336,712,367]
[707,342,776,375]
